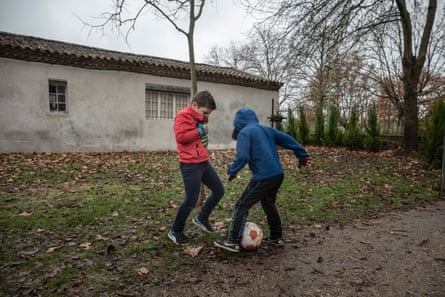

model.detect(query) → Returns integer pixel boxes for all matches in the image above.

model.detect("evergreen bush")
[286,108,298,139]
[314,105,324,145]
[420,97,445,169]
[364,105,382,152]
[325,106,343,146]
[298,106,310,145]
[344,105,363,150]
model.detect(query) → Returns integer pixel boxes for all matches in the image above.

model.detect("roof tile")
[0,31,282,91]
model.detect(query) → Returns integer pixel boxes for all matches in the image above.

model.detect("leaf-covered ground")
[0,147,443,296]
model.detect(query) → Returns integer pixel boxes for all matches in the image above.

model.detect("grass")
[0,147,441,296]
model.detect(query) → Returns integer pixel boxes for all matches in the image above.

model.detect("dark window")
[49,80,67,113]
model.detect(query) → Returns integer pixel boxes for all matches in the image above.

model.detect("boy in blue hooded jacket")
[214,108,311,252]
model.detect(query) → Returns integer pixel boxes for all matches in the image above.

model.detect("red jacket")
[174,106,209,163]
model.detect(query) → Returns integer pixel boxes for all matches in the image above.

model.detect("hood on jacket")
[233,108,259,131]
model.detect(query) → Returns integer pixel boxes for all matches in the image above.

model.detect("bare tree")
[82,0,207,95]
[205,42,250,70]
[365,2,445,134]
[205,23,306,109]
[239,0,445,152]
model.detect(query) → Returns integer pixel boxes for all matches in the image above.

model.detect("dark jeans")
[230,173,284,240]
[171,161,224,233]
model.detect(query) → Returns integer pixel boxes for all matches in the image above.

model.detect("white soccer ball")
[241,222,263,250]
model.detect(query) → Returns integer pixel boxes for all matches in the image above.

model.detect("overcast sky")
[0,0,257,63]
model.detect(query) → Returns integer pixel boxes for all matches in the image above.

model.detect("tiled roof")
[0,31,282,91]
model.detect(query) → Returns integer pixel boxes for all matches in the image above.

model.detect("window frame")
[48,80,68,113]
[145,84,190,120]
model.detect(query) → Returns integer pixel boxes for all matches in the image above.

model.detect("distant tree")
[314,104,324,145]
[205,23,301,109]
[286,108,298,139]
[205,42,249,71]
[325,106,342,147]
[297,106,310,145]
[240,0,445,152]
[420,96,445,168]
[364,105,382,152]
[343,105,363,150]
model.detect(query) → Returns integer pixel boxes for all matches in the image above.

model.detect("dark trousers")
[230,173,284,240]
[172,161,224,233]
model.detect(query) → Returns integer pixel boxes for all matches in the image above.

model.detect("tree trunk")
[188,0,198,96]
[187,0,205,206]
[402,87,419,152]
[397,0,437,152]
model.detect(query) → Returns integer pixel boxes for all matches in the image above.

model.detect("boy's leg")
[198,162,224,220]
[260,174,284,239]
[171,163,204,233]
[230,179,263,239]
[215,178,273,252]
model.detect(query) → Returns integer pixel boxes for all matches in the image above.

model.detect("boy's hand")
[197,123,209,147]
[197,123,208,136]
[298,156,312,168]
[201,134,209,147]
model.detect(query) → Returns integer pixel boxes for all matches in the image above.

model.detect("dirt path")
[159,199,445,297]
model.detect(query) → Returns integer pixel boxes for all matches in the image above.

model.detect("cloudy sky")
[0,0,257,62]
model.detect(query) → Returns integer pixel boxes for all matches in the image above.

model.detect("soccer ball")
[241,222,263,250]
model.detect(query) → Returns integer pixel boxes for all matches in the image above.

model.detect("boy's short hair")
[192,90,216,110]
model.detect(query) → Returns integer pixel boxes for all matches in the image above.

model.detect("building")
[0,31,281,153]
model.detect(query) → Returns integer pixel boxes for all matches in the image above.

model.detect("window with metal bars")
[145,85,190,120]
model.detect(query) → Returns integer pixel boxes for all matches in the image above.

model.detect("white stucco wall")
[0,57,279,153]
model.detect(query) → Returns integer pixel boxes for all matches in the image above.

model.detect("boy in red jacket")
[168,90,225,245]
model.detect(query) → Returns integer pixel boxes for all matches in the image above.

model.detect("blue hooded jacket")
[227,108,309,181]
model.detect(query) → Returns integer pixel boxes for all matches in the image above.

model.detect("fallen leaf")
[80,242,92,249]
[183,245,204,257]
[47,245,64,253]
[390,231,409,237]
[359,240,372,245]
[95,234,108,241]
[136,267,149,275]
[19,211,32,216]
[111,210,119,217]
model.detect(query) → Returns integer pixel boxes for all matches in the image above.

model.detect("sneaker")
[214,238,241,253]
[192,215,215,233]
[168,229,188,245]
[264,236,285,246]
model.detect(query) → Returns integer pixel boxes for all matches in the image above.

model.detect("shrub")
[325,106,343,147]
[314,105,325,145]
[286,108,298,139]
[420,96,445,169]
[344,105,363,150]
[364,105,382,152]
[298,106,310,145]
